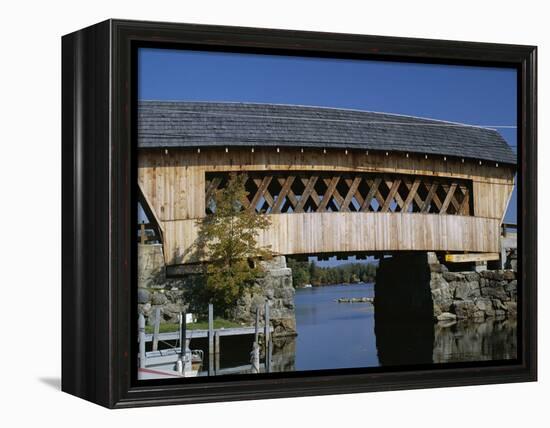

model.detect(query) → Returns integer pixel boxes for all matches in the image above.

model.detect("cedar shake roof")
[138,101,516,165]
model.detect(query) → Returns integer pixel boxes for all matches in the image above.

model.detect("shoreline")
[296,281,374,289]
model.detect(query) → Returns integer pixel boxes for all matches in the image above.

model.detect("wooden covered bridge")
[137,101,516,268]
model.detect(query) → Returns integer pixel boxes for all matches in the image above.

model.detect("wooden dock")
[140,346,269,376]
[142,326,271,343]
[138,303,274,379]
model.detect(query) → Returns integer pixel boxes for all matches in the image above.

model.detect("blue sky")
[138,48,518,255]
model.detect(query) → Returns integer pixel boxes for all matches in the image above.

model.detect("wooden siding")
[137,147,515,265]
[473,180,515,219]
[162,213,501,265]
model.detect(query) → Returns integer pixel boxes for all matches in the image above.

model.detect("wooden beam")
[391,182,406,209]
[285,187,299,211]
[404,178,424,210]
[440,183,461,213]
[383,177,405,209]
[140,223,146,244]
[208,304,214,376]
[138,314,146,369]
[323,177,344,208]
[361,177,382,212]
[253,177,274,209]
[381,178,401,212]
[318,176,340,212]
[272,176,295,213]
[203,172,473,217]
[458,186,470,215]
[264,302,271,373]
[346,177,365,207]
[205,176,222,205]
[425,181,443,211]
[152,307,161,351]
[248,176,272,212]
[239,173,251,209]
[294,176,319,213]
[421,181,439,213]
[440,182,457,214]
[369,179,387,208]
[431,189,443,211]
[262,188,275,210]
[303,177,321,208]
[401,177,421,212]
[445,253,500,263]
[137,180,165,243]
[341,176,362,212]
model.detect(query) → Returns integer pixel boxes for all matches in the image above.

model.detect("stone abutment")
[137,244,296,336]
[374,252,518,324]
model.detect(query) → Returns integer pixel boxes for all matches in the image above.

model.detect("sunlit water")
[195,283,517,374]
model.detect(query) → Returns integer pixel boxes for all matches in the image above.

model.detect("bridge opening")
[286,251,437,366]
[206,171,473,216]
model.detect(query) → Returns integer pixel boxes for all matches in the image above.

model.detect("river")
[198,282,517,374]
[288,283,517,371]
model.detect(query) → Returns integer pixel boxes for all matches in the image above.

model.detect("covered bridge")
[137,101,516,267]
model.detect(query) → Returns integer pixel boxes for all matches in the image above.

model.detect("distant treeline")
[287,259,377,288]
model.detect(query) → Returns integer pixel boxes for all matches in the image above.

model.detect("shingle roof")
[138,101,516,165]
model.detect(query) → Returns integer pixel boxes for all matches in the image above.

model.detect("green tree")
[287,258,311,288]
[293,260,378,286]
[309,261,321,286]
[194,173,272,315]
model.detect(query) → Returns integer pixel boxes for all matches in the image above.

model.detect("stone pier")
[231,256,297,337]
[375,253,434,323]
[428,253,518,322]
[374,253,434,365]
[374,251,518,365]
[374,251,518,324]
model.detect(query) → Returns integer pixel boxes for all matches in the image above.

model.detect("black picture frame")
[62,19,537,408]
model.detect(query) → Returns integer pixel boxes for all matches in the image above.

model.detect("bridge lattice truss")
[205,171,472,216]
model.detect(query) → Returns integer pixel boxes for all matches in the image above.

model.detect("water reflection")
[271,336,297,372]
[433,317,517,363]
[268,284,517,372]
[374,318,434,366]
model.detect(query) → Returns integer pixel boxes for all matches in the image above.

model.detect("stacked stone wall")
[429,255,517,322]
[137,247,297,336]
[231,256,297,336]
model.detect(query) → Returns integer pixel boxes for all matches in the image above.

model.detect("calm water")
[195,282,517,374]
[294,283,378,370]
[290,283,517,371]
